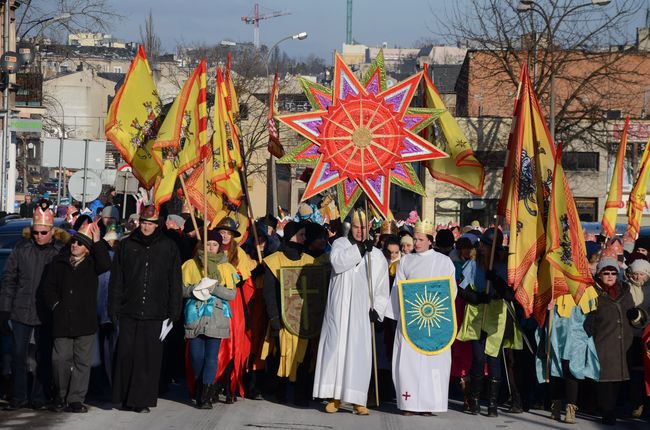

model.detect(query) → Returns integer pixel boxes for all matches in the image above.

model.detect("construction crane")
[241,3,291,49]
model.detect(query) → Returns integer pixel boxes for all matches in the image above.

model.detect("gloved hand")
[583,314,595,337]
[369,308,380,323]
[0,311,11,336]
[364,240,374,253]
[627,308,640,322]
[270,317,282,332]
[485,269,497,282]
[357,242,367,257]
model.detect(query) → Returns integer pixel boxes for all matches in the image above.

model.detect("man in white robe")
[312,211,389,415]
[385,219,456,415]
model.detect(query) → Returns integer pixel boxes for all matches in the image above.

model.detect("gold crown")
[351,210,367,225]
[414,219,434,236]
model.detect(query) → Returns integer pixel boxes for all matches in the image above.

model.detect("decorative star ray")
[278,51,447,218]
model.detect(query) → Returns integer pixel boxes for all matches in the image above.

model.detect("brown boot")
[353,404,370,415]
[460,376,471,412]
[564,404,577,424]
[325,399,340,413]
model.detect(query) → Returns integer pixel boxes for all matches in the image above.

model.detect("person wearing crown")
[313,209,390,415]
[385,218,456,416]
[109,205,182,413]
[0,201,70,411]
[42,222,112,413]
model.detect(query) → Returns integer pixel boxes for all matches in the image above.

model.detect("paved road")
[1,388,648,430]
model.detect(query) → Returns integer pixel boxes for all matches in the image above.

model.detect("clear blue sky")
[108,0,646,60]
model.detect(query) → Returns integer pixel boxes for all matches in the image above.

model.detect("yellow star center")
[352,126,372,148]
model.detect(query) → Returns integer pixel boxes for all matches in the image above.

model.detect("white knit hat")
[629,259,650,277]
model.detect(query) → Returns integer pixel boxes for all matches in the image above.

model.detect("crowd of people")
[0,198,648,426]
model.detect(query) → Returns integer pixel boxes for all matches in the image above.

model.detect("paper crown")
[32,206,54,227]
[350,210,367,225]
[414,219,434,236]
[73,223,94,249]
[140,205,159,222]
[380,220,397,235]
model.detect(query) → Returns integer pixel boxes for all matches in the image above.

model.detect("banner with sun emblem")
[397,277,456,355]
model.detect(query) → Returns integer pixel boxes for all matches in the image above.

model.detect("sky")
[108,0,454,59]
[105,0,647,60]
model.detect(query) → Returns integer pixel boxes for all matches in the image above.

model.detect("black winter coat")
[42,240,112,337]
[108,228,182,322]
[0,228,69,325]
[589,282,635,382]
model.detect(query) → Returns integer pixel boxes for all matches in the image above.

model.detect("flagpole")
[362,202,380,407]
[202,157,208,278]
[481,215,501,330]
[179,175,201,238]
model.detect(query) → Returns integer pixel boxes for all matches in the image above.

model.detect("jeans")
[470,333,502,379]
[11,320,51,404]
[188,336,221,385]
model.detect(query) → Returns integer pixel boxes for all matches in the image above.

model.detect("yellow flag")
[206,68,243,206]
[602,117,629,238]
[500,65,556,319]
[422,64,485,195]
[152,59,208,209]
[627,136,650,239]
[545,143,593,312]
[105,46,161,189]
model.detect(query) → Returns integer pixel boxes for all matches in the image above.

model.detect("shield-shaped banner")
[398,276,457,355]
[280,264,331,339]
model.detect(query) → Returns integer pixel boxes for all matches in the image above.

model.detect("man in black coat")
[19,194,36,218]
[42,222,112,413]
[108,205,182,413]
[0,204,69,410]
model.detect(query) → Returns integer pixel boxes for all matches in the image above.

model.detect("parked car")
[0,217,65,274]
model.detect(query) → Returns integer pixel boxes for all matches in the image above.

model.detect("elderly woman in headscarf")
[624,257,650,418]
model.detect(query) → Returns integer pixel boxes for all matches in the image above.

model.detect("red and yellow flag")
[545,143,593,317]
[422,64,485,195]
[105,46,162,189]
[602,117,629,238]
[225,52,240,126]
[151,59,208,209]
[267,72,285,158]
[498,64,556,319]
[627,135,650,239]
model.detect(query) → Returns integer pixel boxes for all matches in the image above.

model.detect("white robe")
[385,249,456,413]
[312,237,390,406]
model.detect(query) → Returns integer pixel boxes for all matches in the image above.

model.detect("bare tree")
[435,0,646,146]
[17,0,121,40]
[140,10,161,71]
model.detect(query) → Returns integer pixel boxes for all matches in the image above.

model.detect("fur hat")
[596,257,619,274]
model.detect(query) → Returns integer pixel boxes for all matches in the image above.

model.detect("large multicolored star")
[277,52,447,217]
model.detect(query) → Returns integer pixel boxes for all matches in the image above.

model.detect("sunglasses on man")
[32,229,51,236]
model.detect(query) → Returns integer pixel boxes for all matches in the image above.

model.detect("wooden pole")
[362,202,380,407]
[179,175,201,239]
[202,158,208,278]
[481,215,501,330]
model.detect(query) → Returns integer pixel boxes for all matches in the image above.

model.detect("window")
[574,197,598,222]
[474,150,506,169]
[113,66,122,73]
[562,152,599,171]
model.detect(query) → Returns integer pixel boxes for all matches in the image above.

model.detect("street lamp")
[264,32,308,216]
[517,0,610,143]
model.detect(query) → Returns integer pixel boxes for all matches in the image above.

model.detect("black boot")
[508,390,523,414]
[468,375,483,415]
[193,379,203,405]
[197,384,212,409]
[487,377,501,417]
